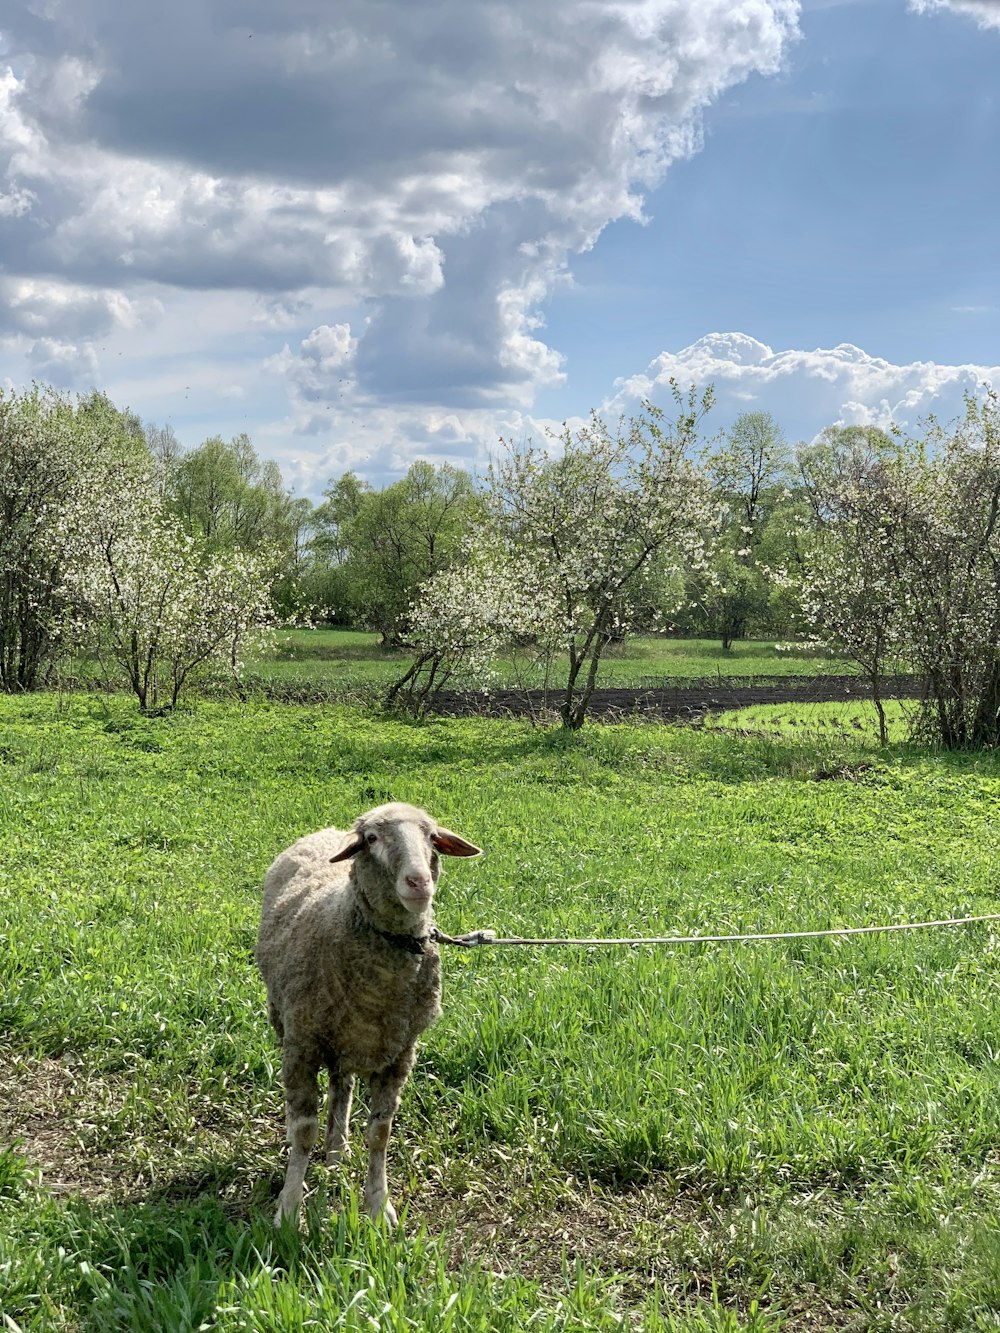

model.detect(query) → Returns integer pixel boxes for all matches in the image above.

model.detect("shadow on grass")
[6,1155,467,1333]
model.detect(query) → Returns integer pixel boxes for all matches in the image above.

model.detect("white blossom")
[393,387,716,726]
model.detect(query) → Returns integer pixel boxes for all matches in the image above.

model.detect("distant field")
[242,629,858,698]
[2,694,1000,1329]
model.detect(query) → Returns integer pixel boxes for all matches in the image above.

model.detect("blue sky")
[540,0,1000,389]
[1,0,998,496]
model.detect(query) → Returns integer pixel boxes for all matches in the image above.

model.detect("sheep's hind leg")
[325,1071,355,1166]
[275,1043,320,1225]
[363,1052,414,1226]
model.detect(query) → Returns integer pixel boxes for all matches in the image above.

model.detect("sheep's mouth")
[397,887,435,910]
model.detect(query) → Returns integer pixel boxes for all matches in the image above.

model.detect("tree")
[0,386,150,691]
[313,462,482,646]
[144,421,184,500]
[169,434,285,554]
[386,540,555,717]
[488,388,715,729]
[165,432,313,618]
[273,495,317,618]
[1,388,283,706]
[699,411,794,649]
[904,395,1000,747]
[797,425,905,745]
[311,472,372,567]
[797,401,1000,748]
[303,471,373,623]
[73,473,276,711]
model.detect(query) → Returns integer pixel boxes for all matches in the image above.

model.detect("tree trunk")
[559,640,586,729]
[868,669,887,746]
[972,660,1000,747]
[560,631,609,729]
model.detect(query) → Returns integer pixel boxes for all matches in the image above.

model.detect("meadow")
[2,691,1000,1329]
[239,630,858,701]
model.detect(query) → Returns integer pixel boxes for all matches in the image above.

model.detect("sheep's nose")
[405,873,431,892]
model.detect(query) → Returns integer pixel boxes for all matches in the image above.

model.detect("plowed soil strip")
[432,674,921,721]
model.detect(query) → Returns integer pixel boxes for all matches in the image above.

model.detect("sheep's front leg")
[325,1071,355,1166]
[363,1052,414,1226]
[275,1043,319,1225]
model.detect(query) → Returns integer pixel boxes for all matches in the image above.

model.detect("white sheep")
[256,801,481,1226]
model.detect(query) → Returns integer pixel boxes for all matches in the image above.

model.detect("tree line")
[2,382,999,744]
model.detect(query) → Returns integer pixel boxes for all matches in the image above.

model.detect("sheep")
[256,801,482,1226]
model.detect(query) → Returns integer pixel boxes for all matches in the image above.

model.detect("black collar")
[372,924,433,955]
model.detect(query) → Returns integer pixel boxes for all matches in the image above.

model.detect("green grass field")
[241,630,857,699]
[707,699,916,745]
[2,695,1000,1329]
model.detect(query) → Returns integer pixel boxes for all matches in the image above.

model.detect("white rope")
[433,912,1000,949]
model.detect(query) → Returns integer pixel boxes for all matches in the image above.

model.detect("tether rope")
[432,912,1000,950]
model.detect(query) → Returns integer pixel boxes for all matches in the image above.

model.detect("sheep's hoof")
[364,1194,397,1227]
[274,1195,302,1228]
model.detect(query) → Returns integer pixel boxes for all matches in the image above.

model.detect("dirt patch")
[413,1174,703,1286]
[432,674,922,723]
[0,1052,260,1205]
[409,1175,849,1330]
[0,1052,131,1199]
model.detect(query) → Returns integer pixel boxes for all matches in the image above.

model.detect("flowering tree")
[0,387,147,691]
[73,476,276,710]
[904,394,1000,747]
[488,388,715,728]
[797,426,907,744]
[386,541,556,717]
[798,398,1000,748]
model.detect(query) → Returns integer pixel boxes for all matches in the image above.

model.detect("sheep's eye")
[365,831,378,845]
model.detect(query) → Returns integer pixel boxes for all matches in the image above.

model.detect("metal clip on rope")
[430,926,499,948]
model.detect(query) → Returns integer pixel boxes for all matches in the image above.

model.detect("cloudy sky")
[1,0,998,496]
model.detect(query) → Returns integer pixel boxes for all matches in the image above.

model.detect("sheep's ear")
[432,827,482,858]
[330,836,365,863]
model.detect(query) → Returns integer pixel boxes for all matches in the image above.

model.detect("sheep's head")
[330,802,481,914]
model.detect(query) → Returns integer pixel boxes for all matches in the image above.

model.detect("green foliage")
[694,412,798,649]
[163,433,313,618]
[308,463,482,642]
[168,435,286,555]
[2,696,1000,1326]
[300,471,371,622]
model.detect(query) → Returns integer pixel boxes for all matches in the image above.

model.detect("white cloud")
[266,322,360,406]
[909,0,1000,29]
[610,332,999,441]
[0,0,801,409]
[260,329,1000,498]
[23,335,100,385]
[0,273,162,389]
[0,276,157,339]
[256,396,565,497]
